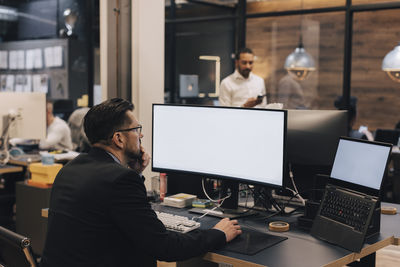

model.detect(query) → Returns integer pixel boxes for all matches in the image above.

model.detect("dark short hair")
[235,47,253,60]
[334,96,357,120]
[84,98,134,144]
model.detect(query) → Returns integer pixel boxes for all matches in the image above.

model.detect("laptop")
[311,137,392,252]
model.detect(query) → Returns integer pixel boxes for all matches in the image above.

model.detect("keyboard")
[319,187,374,233]
[155,211,200,233]
[311,185,377,252]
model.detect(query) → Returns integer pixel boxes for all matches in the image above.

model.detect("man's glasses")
[116,125,142,135]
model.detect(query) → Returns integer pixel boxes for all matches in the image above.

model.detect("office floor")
[376,245,400,267]
[157,245,400,267]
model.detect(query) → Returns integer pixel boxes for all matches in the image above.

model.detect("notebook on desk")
[311,137,392,252]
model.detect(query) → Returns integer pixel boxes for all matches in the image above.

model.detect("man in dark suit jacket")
[41,98,241,267]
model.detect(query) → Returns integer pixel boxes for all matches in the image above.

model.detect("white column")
[131,0,165,189]
[100,0,118,100]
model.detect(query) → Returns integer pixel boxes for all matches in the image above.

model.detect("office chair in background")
[374,129,400,146]
[0,226,37,267]
[67,107,91,152]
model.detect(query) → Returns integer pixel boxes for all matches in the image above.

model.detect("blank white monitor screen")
[330,138,391,190]
[0,92,46,139]
[152,104,287,187]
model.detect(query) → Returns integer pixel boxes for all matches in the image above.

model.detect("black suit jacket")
[41,147,225,267]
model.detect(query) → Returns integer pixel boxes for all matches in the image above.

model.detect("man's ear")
[111,132,124,149]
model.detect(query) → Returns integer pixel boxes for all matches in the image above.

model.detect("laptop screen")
[330,138,392,191]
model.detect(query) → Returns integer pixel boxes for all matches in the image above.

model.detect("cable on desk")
[288,163,306,205]
[190,178,232,221]
[246,185,286,215]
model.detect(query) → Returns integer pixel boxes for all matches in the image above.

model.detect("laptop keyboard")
[319,187,375,233]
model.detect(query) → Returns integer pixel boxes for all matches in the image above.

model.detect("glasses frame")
[114,125,142,136]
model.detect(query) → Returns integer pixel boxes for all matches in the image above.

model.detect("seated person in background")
[41,98,241,267]
[39,100,73,151]
[395,121,400,130]
[334,96,373,141]
[277,74,306,109]
[68,107,91,152]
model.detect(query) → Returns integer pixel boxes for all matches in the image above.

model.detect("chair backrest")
[374,129,400,145]
[0,226,37,267]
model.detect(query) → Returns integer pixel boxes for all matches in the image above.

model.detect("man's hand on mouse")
[213,218,242,242]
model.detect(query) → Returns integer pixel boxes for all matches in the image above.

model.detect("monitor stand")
[189,180,257,219]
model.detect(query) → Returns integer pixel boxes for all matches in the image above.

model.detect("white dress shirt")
[219,70,267,107]
[39,116,73,150]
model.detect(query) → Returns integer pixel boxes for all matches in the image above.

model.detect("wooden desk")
[0,164,23,174]
[40,203,400,267]
[152,205,398,267]
[381,202,400,245]
[8,156,41,167]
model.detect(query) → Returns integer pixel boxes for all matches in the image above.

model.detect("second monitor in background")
[179,74,199,98]
[0,92,46,140]
[285,109,348,198]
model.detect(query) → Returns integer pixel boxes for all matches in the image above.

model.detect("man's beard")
[126,149,142,162]
[126,140,142,161]
[240,69,250,78]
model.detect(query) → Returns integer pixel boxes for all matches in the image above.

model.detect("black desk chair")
[0,226,37,267]
[374,129,400,145]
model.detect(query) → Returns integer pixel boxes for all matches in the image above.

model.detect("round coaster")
[269,221,289,232]
[381,206,397,215]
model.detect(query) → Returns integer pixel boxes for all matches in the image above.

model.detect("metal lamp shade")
[284,46,316,80]
[382,43,400,83]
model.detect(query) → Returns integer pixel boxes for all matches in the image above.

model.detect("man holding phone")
[41,98,241,267]
[219,47,267,108]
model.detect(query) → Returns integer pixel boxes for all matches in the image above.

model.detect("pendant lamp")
[284,35,316,81]
[382,42,400,83]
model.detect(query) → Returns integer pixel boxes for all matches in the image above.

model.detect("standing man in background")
[219,48,267,108]
[277,73,307,109]
[39,100,73,151]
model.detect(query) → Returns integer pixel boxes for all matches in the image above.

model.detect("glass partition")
[247,12,345,110]
[351,9,400,131]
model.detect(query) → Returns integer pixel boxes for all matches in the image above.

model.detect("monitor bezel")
[151,103,287,189]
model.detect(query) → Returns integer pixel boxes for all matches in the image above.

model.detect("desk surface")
[381,203,400,245]
[154,203,400,267]
[0,164,23,174]
[41,203,400,267]
[8,155,41,167]
[9,151,79,167]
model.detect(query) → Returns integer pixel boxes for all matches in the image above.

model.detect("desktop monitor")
[152,104,287,214]
[179,74,199,98]
[284,109,348,197]
[0,92,46,140]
